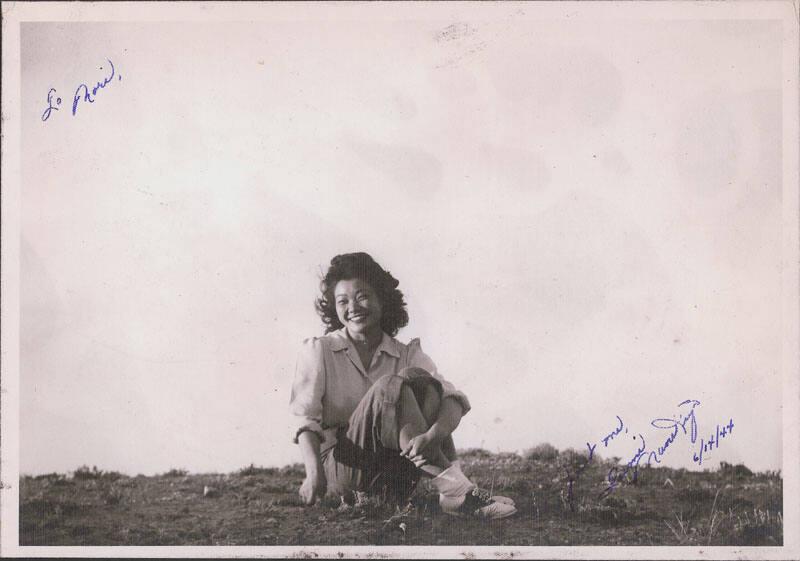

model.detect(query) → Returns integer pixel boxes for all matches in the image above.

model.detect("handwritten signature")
[41,59,121,122]
[578,400,736,496]
[647,398,700,465]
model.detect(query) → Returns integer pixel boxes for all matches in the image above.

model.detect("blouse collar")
[329,327,401,358]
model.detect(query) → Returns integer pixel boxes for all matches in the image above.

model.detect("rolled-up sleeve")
[406,338,471,416]
[289,337,326,444]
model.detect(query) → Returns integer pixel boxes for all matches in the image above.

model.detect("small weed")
[729,508,783,545]
[664,511,694,545]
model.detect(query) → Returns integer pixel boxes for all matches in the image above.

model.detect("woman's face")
[334,278,383,337]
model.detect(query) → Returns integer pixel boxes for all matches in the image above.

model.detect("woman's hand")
[297,431,326,504]
[299,468,327,505]
[401,430,440,466]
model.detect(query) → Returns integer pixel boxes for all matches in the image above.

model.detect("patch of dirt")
[19,455,783,546]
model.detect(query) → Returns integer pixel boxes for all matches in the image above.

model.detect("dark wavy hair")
[315,252,409,336]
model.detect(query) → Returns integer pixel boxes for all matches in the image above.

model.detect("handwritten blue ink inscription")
[579,415,625,484]
[580,400,737,496]
[41,59,122,122]
[604,432,647,496]
[693,418,735,466]
[601,415,626,447]
[41,88,62,122]
[647,399,700,465]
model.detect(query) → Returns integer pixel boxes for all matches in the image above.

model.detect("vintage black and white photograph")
[1,1,798,559]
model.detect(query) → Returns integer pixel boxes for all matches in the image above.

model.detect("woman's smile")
[334,278,383,337]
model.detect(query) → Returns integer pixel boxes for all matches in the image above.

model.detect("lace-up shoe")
[440,487,518,519]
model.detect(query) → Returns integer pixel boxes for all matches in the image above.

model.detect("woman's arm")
[401,395,465,462]
[290,338,328,504]
[427,396,465,442]
[297,430,326,504]
[400,340,471,461]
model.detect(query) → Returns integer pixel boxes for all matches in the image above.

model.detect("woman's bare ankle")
[418,463,444,478]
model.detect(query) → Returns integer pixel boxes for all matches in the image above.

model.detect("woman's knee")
[397,367,440,398]
[397,366,442,401]
[397,366,432,378]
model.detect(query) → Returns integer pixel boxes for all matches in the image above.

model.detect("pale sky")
[18,13,784,475]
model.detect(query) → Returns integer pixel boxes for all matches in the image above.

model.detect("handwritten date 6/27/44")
[41,59,121,122]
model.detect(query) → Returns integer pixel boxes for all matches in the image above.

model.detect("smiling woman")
[332,279,385,371]
[289,252,517,519]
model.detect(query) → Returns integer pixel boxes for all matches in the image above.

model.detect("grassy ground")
[20,448,782,546]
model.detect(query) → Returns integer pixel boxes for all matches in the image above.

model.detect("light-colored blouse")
[289,328,471,447]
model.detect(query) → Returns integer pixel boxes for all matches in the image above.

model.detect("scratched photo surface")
[15,12,787,551]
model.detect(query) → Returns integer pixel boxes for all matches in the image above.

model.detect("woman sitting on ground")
[289,252,516,518]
